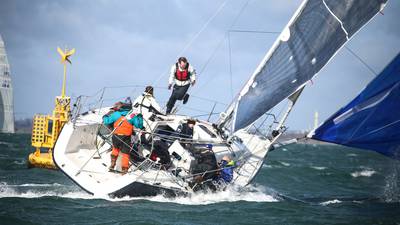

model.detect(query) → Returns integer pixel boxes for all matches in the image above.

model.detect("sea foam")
[140,185,279,205]
[320,199,342,206]
[351,170,376,177]
[0,182,92,199]
[0,181,279,205]
[311,166,327,170]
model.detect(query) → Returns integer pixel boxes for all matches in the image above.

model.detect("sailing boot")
[121,167,129,175]
[109,155,117,171]
[121,153,130,175]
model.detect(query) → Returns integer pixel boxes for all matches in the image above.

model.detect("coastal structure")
[0,34,14,133]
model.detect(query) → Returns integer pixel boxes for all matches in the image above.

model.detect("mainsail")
[225,0,387,132]
[0,34,14,133]
[311,53,400,160]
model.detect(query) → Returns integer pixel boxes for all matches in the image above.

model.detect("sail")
[229,0,387,132]
[311,53,400,160]
[0,34,14,133]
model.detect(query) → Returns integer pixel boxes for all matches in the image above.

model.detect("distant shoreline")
[14,118,32,134]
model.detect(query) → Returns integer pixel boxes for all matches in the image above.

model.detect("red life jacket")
[174,63,190,81]
[113,115,134,136]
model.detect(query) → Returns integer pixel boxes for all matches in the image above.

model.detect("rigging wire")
[193,29,279,97]
[228,29,280,34]
[336,46,380,142]
[228,31,234,100]
[193,0,252,96]
[344,46,378,76]
[151,0,230,87]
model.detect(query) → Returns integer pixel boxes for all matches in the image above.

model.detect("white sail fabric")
[0,34,15,133]
[230,0,387,132]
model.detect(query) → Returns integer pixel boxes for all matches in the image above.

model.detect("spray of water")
[0,182,279,205]
[383,162,400,203]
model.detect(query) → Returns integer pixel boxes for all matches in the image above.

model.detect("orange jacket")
[113,116,133,136]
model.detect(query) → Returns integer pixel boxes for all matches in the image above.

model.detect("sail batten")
[228,0,387,132]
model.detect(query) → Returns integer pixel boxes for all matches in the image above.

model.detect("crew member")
[166,57,196,114]
[215,156,235,183]
[139,133,172,169]
[177,119,196,148]
[177,119,196,139]
[103,102,144,174]
[133,85,162,115]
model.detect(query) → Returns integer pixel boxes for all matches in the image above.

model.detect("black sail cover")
[231,0,387,132]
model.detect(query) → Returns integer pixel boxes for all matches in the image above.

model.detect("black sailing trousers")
[166,84,190,114]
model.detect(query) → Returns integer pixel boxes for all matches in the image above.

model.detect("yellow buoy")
[27,47,75,169]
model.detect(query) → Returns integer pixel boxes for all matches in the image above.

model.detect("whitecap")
[351,170,376,178]
[0,141,12,146]
[0,182,92,199]
[311,166,327,170]
[262,164,273,169]
[12,160,26,165]
[13,183,63,187]
[320,199,342,206]
[280,162,290,167]
[0,190,93,199]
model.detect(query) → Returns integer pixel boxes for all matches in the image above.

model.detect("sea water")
[0,133,399,225]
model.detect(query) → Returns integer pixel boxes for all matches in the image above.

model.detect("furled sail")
[311,53,400,160]
[227,0,387,132]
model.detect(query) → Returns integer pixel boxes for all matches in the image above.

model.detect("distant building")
[0,34,15,133]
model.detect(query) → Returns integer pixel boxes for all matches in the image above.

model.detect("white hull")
[53,97,272,197]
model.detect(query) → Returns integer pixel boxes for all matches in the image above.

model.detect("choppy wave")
[0,153,10,159]
[351,170,376,178]
[134,185,279,205]
[12,160,26,165]
[320,199,342,206]
[0,182,92,199]
[311,166,327,170]
[0,141,12,146]
[0,181,278,205]
[7,183,63,187]
[280,162,290,167]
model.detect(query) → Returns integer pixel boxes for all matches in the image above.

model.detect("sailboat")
[53,0,388,197]
[0,34,15,134]
[310,53,400,160]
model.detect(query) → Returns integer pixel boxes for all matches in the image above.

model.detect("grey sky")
[0,0,399,130]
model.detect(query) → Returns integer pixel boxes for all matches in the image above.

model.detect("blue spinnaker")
[312,53,400,160]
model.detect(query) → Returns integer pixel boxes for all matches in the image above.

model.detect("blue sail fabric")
[312,53,400,160]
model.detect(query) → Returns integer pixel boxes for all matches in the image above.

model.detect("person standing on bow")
[166,57,196,114]
[103,102,144,174]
